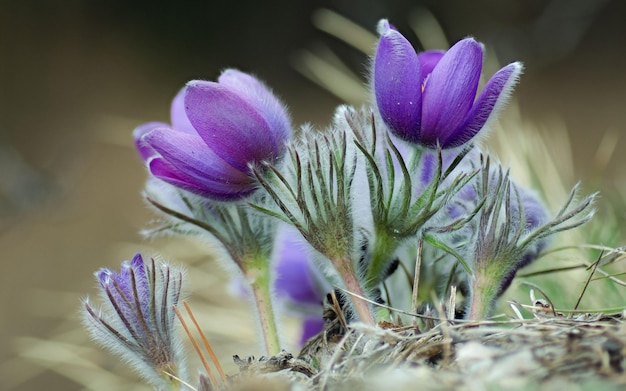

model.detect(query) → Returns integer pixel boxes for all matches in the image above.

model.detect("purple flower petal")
[299,316,325,346]
[273,228,322,306]
[421,38,483,147]
[114,258,152,335]
[417,50,445,79]
[96,269,118,293]
[374,19,423,142]
[218,69,291,145]
[170,87,196,134]
[133,122,168,162]
[96,267,137,330]
[418,152,437,186]
[447,62,523,148]
[129,254,150,314]
[184,81,283,172]
[143,127,253,186]
[148,157,202,194]
[148,157,254,200]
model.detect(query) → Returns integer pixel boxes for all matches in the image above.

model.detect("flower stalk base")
[335,256,375,326]
[467,264,503,320]
[247,265,281,356]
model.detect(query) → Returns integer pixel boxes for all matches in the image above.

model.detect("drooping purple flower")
[134,69,292,201]
[83,253,185,388]
[273,226,330,345]
[374,19,522,149]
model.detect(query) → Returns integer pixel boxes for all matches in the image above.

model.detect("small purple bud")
[83,253,186,388]
[373,19,522,149]
[133,69,292,201]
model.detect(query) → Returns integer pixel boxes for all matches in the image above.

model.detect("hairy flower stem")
[365,227,401,289]
[246,262,281,356]
[335,256,376,325]
[467,263,503,320]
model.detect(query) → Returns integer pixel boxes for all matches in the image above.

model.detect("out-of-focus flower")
[134,69,292,200]
[373,19,522,149]
[273,226,330,345]
[83,253,186,390]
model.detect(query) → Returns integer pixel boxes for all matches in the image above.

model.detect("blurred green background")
[1,0,626,389]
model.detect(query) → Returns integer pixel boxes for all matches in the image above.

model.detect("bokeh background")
[1,0,625,389]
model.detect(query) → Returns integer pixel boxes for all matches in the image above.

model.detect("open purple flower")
[374,19,522,149]
[134,69,292,200]
[83,254,185,388]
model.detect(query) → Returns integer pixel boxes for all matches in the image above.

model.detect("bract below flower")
[497,186,549,294]
[134,69,292,200]
[374,19,522,149]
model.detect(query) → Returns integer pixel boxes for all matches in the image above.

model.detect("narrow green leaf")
[423,232,472,275]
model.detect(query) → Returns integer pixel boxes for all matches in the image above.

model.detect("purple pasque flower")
[374,19,522,149]
[273,226,330,346]
[83,253,185,388]
[134,69,292,200]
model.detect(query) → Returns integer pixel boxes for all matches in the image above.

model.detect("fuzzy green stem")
[246,262,281,356]
[365,226,401,289]
[335,256,376,325]
[158,363,183,391]
[467,263,504,320]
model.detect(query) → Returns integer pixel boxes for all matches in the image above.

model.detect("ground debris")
[226,314,626,390]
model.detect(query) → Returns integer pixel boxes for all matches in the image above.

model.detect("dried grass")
[229,310,626,391]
